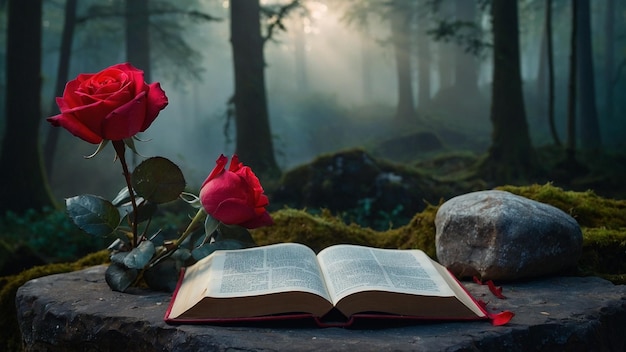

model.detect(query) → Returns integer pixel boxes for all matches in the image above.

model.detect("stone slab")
[16,265,626,351]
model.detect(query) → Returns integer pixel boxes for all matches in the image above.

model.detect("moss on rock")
[252,208,382,253]
[497,183,626,284]
[496,183,626,229]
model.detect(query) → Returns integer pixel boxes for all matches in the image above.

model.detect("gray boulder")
[435,190,583,281]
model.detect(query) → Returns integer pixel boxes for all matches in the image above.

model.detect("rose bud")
[200,154,273,229]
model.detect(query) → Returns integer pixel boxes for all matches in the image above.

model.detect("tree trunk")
[0,0,55,214]
[126,0,151,81]
[436,1,455,92]
[480,0,535,184]
[453,0,478,95]
[416,15,430,108]
[576,0,601,150]
[230,0,280,178]
[536,1,548,124]
[390,2,416,121]
[293,15,308,94]
[360,19,373,101]
[44,0,78,178]
[604,0,615,121]
[546,0,561,146]
[566,0,578,162]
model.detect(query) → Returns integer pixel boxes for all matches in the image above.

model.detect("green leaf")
[112,188,157,224]
[65,195,121,237]
[216,223,257,246]
[131,157,186,204]
[191,239,250,261]
[111,187,132,207]
[143,258,180,292]
[170,247,192,262]
[126,201,158,224]
[109,251,127,264]
[123,240,156,269]
[105,262,138,292]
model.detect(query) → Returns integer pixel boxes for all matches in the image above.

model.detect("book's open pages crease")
[164,243,503,326]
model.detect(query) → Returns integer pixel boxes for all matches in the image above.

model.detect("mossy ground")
[252,205,439,258]
[2,184,624,351]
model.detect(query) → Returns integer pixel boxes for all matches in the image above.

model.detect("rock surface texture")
[435,190,583,281]
[16,265,626,351]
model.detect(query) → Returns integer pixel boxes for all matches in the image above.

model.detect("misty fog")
[4,0,624,201]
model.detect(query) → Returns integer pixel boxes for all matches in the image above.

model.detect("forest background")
[0,0,625,269]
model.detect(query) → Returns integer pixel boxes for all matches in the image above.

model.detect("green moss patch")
[498,183,626,284]
[253,204,440,259]
[497,183,626,229]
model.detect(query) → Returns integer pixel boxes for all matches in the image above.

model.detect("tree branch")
[261,0,302,43]
[77,9,221,25]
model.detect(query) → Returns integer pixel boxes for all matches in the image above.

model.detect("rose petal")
[239,211,274,229]
[228,155,242,172]
[211,198,258,225]
[60,79,87,108]
[124,64,148,96]
[489,310,514,326]
[100,91,147,141]
[142,82,168,131]
[201,154,228,188]
[200,176,249,213]
[59,98,118,136]
[198,154,273,229]
[46,113,103,144]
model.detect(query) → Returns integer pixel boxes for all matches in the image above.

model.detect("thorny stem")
[112,140,139,248]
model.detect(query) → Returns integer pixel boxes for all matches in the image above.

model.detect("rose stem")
[148,208,206,268]
[112,140,139,248]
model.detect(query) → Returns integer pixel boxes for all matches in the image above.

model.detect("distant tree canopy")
[76,0,220,84]
[1,0,625,215]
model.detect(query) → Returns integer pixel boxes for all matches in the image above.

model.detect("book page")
[317,245,455,304]
[431,259,487,317]
[205,243,332,302]
[167,255,216,319]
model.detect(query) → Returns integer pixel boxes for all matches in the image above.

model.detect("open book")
[165,243,502,326]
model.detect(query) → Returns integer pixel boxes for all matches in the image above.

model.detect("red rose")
[199,154,273,229]
[47,63,168,144]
